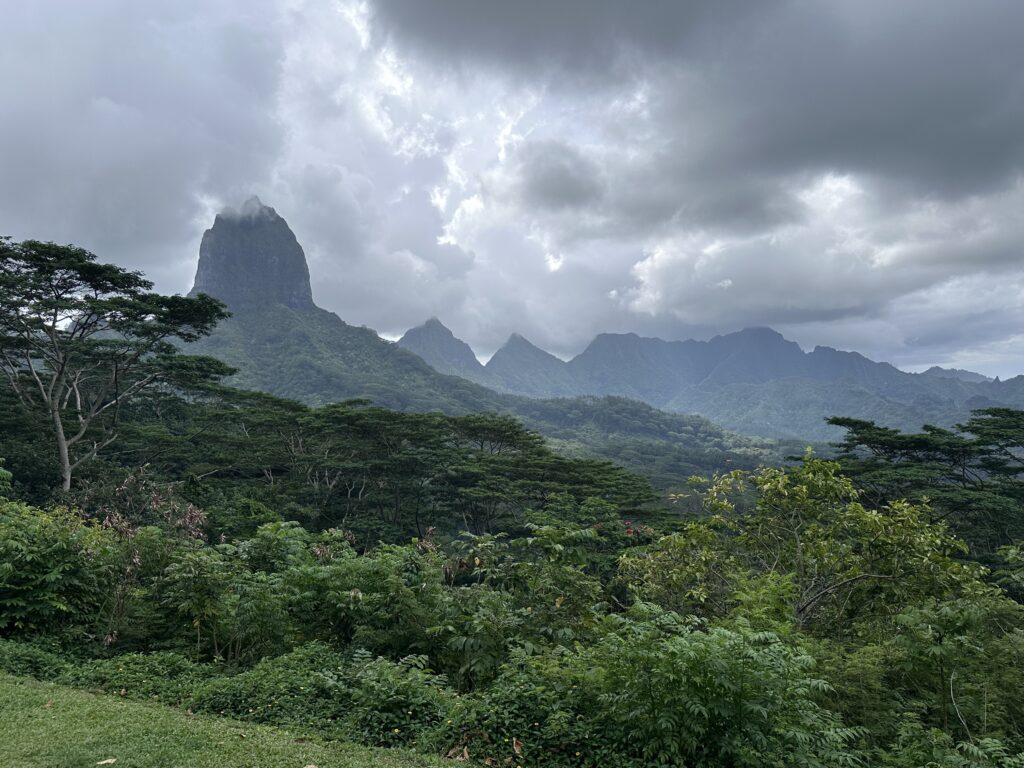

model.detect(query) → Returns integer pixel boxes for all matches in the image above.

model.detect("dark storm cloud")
[369,0,778,80]
[663,1,1024,201]
[373,0,1024,204]
[367,0,1024,374]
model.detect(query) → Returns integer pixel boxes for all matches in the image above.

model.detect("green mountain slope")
[191,304,501,413]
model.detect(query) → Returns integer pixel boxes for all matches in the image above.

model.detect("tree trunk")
[51,405,72,491]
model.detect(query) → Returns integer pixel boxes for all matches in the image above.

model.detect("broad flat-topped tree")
[0,238,232,491]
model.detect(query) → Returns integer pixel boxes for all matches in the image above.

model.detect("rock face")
[189,197,314,311]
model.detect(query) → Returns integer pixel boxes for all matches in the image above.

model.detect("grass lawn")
[0,674,447,768]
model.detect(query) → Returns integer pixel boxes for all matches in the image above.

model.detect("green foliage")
[190,643,349,729]
[619,457,975,636]
[2,440,1023,765]
[446,609,858,768]
[0,638,72,679]
[206,497,282,541]
[0,501,119,634]
[64,652,205,705]
[98,396,657,541]
[339,651,453,748]
[879,716,1024,768]
[0,238,231,490]
[619,521,735,617]
[829,409,1024,555]
[0,459,11,498]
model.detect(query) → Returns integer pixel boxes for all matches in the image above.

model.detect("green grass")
[0,674,446,768]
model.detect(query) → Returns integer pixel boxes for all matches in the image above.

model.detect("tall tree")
[0,238,231,490]
[828,410,1024,555]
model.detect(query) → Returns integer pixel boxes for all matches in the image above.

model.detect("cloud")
[0,0,287,288]
[368,0,776,82]
[1,0,1023,377]
[496,140,606,211]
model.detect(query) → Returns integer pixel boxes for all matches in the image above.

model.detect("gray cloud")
[1,0,1023,377]
[505,141,605,210]
[368,0,777,82]
[0,1,287,288]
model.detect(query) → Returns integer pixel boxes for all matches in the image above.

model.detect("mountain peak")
[919,365,993,383]
[503,332,539,349]
[485,332,577,397]
[190,198,314,312]
[397,318,487,380]
[734,326,787,342]
[422,317,451,332]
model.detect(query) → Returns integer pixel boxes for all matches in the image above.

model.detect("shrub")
[0,502,120,634]
[189,643,349,729]
[878,715,1024,768]
[0,638,71,679]
[64,652,206,705]
[338,651,454,748]
[444,607,860,768]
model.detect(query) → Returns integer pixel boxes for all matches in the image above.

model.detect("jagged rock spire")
[189,198,314,311]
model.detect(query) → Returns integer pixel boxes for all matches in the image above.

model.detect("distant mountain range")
[398,317,1023,440]
[184,199,774,485]
[185,198,1023,446]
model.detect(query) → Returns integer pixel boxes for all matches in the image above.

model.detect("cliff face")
[189,196,314,311]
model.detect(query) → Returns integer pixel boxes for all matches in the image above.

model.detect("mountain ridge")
[396,318,1024,440]
[181,197,1022,444]
[184,201,774,483]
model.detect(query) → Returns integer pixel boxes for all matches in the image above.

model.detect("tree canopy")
[828,409,1024,557]
[0,238,231,490]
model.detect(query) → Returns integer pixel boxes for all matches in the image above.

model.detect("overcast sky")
[3,1,1024,376]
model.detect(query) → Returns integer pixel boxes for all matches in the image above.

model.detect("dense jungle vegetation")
[3,241,1024,766]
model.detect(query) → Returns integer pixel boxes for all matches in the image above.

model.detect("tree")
[0,238,231,490]
[622,457,976,634]
[828,411,1024,555]
[0,459,11,498]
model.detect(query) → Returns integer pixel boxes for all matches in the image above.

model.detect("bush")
[338,651,454,748]
[0,502,120,634]
[878,715,1024,768]
[443,607,860,768]
[189,643,349,729]
[0,638,71,679]
[64,652,206,705]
